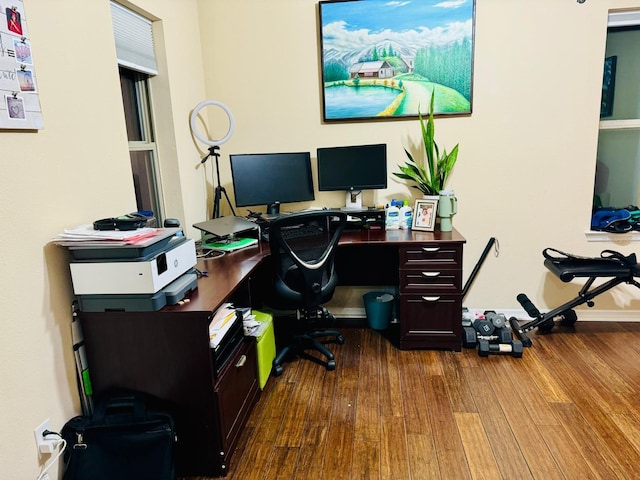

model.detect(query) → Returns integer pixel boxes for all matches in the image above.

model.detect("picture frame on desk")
[412,198,437,232]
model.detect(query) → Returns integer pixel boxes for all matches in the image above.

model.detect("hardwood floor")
[183,322,640,479]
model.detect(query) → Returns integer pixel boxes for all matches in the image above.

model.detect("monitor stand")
[267,202,281,215]
[341,190,362,211]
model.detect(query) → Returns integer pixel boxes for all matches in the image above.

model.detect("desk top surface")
[164,227,465,314]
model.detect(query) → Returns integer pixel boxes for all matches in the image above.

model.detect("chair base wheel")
[273,364,284,377]
[326,359,336,371]
[337,334,345,345]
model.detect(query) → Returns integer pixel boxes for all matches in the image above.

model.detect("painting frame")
[600,55,617,118]
[318,0,475,123]
[411,198,438,232]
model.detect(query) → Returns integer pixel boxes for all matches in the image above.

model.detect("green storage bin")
[253,310,276,389]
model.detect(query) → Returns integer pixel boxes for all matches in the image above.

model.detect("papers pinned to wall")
[0,1,43,130]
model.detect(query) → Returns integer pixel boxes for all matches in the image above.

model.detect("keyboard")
[261,223,324,243]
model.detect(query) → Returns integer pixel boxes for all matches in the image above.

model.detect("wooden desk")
[336,227,466,350]
[79,227,464,477]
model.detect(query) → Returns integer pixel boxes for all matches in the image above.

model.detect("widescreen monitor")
[230,152,315,215]
[317,143,387,209]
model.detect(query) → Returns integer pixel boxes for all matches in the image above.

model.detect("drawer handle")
[422,271,440,278]
[422,296,440,302]
[422,247,440,253]
[235,355,247,368]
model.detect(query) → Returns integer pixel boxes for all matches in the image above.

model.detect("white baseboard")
[331,306,640,323]
[466,308,640,323]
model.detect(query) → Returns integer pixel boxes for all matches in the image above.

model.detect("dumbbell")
[462,326,477,348]
[485,311,507,330]
[472,318,495,336]
[478,339,523,358]
[463,325,512,348]
[537,310,579,334]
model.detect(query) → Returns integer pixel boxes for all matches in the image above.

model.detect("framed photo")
[318,0,475,122]
[600,55,617,118]
[412,198,438,232]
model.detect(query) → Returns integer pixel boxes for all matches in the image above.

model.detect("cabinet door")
[399,293,462,350]
[214,339,260,474]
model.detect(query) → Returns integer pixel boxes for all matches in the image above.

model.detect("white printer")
[69,230,198,311]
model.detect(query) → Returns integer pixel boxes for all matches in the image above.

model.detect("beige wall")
[2,1,208,477]
[199,0,640,315]
[5,0,640,477]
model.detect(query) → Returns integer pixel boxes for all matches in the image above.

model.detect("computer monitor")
[229,152,315,215]
[317,143,387,210]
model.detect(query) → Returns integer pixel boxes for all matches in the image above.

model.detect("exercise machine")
[510,248,640,347]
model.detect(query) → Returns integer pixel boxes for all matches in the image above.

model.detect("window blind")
[110,2,158,75]
[608,10,640,28]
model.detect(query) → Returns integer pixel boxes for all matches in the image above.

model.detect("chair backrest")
[268,210,347,310]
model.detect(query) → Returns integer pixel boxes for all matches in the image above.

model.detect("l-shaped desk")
[79,227,465,477]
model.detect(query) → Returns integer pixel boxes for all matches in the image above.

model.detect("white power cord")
[36,432,67,480]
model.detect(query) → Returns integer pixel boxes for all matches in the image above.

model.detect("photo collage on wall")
[0,1,42,129]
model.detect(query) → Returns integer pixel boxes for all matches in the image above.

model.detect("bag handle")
[91,392,146,425]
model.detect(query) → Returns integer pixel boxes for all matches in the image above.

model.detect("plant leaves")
[395,88,459,196]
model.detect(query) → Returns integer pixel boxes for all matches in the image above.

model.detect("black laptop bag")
[60,391,176,480]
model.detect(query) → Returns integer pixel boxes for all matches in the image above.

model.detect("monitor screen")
[317,143,388,192]
[230,152,315,214]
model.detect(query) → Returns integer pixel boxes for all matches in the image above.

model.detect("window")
[593,12,640,227]
[111,2,163,224]
[119,67,163,223]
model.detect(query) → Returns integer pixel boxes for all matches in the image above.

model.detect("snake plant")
[394,89,459,196]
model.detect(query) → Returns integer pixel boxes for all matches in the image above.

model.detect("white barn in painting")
[349,60,395,79]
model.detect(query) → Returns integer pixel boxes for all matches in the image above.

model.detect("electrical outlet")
[33,419,56,455]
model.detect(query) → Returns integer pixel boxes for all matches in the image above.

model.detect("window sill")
[585,230,640,241]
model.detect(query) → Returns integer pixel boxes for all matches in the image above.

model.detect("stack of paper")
[209,303,238,349]
[241,310,261,336]
[51,224,163,247]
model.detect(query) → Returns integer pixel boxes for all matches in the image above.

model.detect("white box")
[70,238,196,295]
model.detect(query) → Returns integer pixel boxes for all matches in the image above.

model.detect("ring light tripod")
[190,100,236,218]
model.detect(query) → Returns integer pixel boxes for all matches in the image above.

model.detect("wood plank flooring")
[182,322,640,479]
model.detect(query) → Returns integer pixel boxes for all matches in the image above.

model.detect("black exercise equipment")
[484,311,507,330]
[462,325,512,348]
[462,237,497,299]
[462,238,498,329]
[478,339,523,358]
[510,247,640,347]
[472,317,494,336]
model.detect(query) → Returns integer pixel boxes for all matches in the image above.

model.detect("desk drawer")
[399,293,462,351]
[400,244,462,268]
[400,268,461,292]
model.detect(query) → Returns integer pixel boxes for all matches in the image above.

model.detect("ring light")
[190,100,235,146]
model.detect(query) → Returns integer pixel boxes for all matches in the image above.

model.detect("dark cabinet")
[79,309,260,477]
[398,242,463,350]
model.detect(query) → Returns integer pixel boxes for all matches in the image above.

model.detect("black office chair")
[267,210,347,376]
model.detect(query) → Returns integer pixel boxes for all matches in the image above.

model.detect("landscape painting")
[319,0,475,122]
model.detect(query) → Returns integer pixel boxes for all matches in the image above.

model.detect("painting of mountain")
[319,0,475,122]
